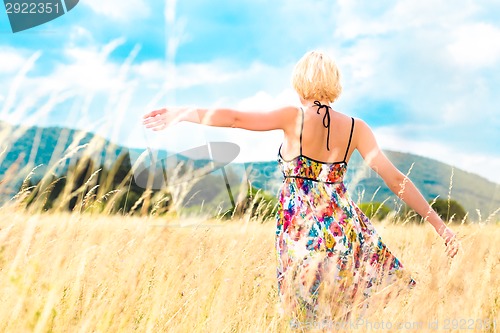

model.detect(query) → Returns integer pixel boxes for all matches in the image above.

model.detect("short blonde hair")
[291,50,342,103]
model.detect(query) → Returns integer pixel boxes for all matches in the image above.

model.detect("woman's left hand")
[441,227,461,258]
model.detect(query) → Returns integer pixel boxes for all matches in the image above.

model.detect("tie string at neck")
[313,100,331,151]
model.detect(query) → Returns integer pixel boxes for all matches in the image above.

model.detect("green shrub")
[220,185,278,222]
[431,198,467,222]
[358,202,392,221]
[398,198,467,223]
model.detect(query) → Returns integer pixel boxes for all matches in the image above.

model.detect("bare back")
[280,105,355,164]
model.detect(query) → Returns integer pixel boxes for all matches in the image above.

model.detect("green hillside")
[1,120,498,220]
[0,121,126,204]
[348,150,500,219]
[240,151,500,219]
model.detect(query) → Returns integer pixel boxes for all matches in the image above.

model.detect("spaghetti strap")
[299,106,304,155]
[343,117,355,162]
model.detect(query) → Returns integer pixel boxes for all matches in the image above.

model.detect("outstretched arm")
[354,119,459,257]
[142,105,297,132]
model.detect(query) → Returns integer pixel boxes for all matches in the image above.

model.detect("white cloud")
[323,1,500,133]
[235,89,299,110]
[0,37,142,141]
[0,38,132,102]
[67,26,96,47]
[131,60,286,93]
[0,48,27,73]
[83,0,151,20]
[167,62,250,90]
[204,127,284,163]
[54,42,127,93]
[447,23,500,68]
[334,0,480,40]
[389,0,480,30]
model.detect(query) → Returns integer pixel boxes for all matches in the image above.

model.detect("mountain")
[0,121,126,203]
[348,150,500,219]
[0,120,499,219]
[239,151,500,219]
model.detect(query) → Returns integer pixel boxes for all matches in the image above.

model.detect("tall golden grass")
[0,205,498,332]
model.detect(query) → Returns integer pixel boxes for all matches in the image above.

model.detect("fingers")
[142,117,161,129]
[449,246,459,258]
[143,110,166,130]
[143,117,163,127]
[151,123,166,131]
[143,116,178,131]
[442,228,457,247]
[145,119,180,131]
[142,108,180,131]
[142,108,165,119]
[447,245,457,258]
[142,117,157,125]
[443,229,456,257]
[444,234,456,246]
[445,238,461,258]
[146,121,166,131]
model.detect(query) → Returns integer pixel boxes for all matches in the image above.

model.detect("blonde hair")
[291,50,342,103]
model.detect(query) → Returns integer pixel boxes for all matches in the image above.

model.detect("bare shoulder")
[278,105,302,133]
[330,109,360,125]
[275,105,300,116]
[349,117,381,160]
[339,116,374,150]
[350,117,371,136]
[329,111,368,135]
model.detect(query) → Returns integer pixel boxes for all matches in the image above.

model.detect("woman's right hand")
[142,107,182,131]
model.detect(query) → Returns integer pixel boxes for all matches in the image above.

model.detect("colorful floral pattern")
[275,154,416,318]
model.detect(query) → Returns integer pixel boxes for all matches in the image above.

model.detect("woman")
[142,50,460,321]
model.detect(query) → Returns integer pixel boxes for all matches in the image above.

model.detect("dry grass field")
[0,206,498,332]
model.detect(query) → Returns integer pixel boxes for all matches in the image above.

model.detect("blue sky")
[1,0,500,183]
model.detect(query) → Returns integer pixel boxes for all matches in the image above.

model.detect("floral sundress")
[275,106,416,320]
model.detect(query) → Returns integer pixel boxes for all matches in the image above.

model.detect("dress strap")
[343,117,355,162]
[299,106,304,155]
